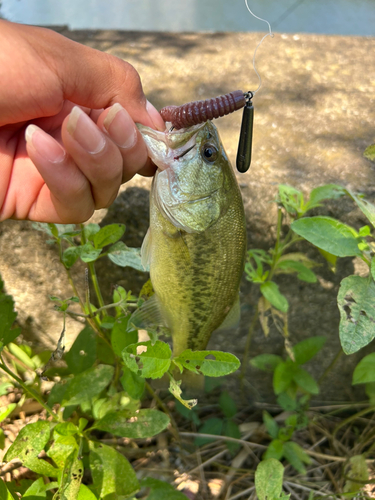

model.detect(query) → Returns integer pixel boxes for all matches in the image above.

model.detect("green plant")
[0,222,240,499]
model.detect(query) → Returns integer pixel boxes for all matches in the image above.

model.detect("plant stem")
[318,348,344,385]
[0,360,57,420]
[88,262,105,310]
[145,381,180,442]
[268,207,283,281]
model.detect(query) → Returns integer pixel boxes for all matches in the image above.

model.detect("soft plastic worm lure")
[160,90,254,173]
[160,90,246,129]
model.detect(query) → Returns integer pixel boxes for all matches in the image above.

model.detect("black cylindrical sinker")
[236,99,254,173]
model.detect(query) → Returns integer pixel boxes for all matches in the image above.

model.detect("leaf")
[364,144,375,162]
[195,418,223,446]
[93,223,125,249]
[141,478,189,500]
[93,409,170,438]
[24,477,47,498]
[306,184,345,210]
[344,454,369,497]
[258,296,271,336]
[111,316,138,357]
[276,260,317,283]
[78,484,98,500]
[0,477,15,500]
[53,448,83,500]
[175,349,240,377]
[273,361,297,395]
[276,393,298,412]
[107,241,144,271]
[83,223,101,240]
[0,295,21,347]
[347,191,375,228]
[338,276,375,354]
[62,247,80,269]
[263,439,284,460]
[219,392,237,418]
[318,248,337,271]
[4,421,51,463]
[89,442,139,499]
[65,326,97,375]
[0,403,16,423]
[223,420,241,454]
[255,458,284,500]
[250,354,283,372]
[292,336,326,365]
[62,365,114,406]
[366,382,375,404]
[79,242,102,263]
[278,185,303,216]
[263,411,279,439]
[282,441,311,474]
[291,216,361,257]
[260,282,289,313]
[120,367,145,399]
[292,367,319,394]
[168,376,197,410]
[46,434,78,469]
[353,353,375,384]
[122,341,171,379]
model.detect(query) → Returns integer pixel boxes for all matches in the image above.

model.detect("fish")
[133,120,247,356]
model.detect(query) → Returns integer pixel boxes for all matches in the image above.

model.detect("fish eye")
[201,143,219,163]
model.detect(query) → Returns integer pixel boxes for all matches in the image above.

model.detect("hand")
[0,20,165,223]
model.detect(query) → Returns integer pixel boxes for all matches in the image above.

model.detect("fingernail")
[67,106,105,154]
[103,103,137,149]
[25,124,66,163]
[146,100,166,131]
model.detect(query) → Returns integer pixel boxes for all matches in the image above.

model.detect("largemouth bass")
[134,121,247,356]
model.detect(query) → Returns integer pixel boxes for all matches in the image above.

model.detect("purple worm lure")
[160,90,254,173]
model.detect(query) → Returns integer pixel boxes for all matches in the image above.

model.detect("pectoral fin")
[140,227,152,271]
[217,296,241,331]
[129,294,166,331]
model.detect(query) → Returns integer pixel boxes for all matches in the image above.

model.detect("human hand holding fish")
[0,20,164,223]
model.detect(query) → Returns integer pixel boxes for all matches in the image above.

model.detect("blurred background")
[0,0,374,36]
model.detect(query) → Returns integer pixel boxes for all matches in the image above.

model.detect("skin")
[0,20,165,223]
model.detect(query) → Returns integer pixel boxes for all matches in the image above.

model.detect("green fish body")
[136,121,246,356]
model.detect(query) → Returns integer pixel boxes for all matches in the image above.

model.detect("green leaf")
[276,393,298,411]
[344,454,369,497]
[292,367,319,394]
[292,336,326,365]
[291,216,361,257]
[83,223,101,240]
[195,418,223,446]
[273,361,296,395]
[65,326,97,375]
[260,282,289,313]
[93,223,125,249]
[219,392,237,418]
[62,247,80,269]
[111,316,138,357]
[255,458,284,500]
[353,353,375,385]
[141,478,189,500]
[0,477,15,500]
[278,185,303,216]
[250,354,283,372]
[318,248,337,270]
[306,184,345,210]
[8,343,35,369]
[223,420,241,454]
[46,434,78,469]
[359,225,371,237]
[276,260,317,283]
[55,448,83,500]
[366,382,375,404]
[282,441,311,474]
[364,144,375,161]
[263,411,279,439]
[168,376,197,410]
[122,340,171,379]
[79,242,102,263]
[338,276,375,354]
[4,421,51,463]
[89,442,139,499]
[93,409,170,438]
[263,439,284,460]
[78,484,98,500]
[120,367,145,400]
[0,403,16,423]
[0,295,21,347]
[175,349,240,377]
[347,191,375,228]
[62,364,114,406]
[24,478,47,498]
[107,241,144,271]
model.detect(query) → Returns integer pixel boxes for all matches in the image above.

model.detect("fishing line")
[244,0,274,94]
